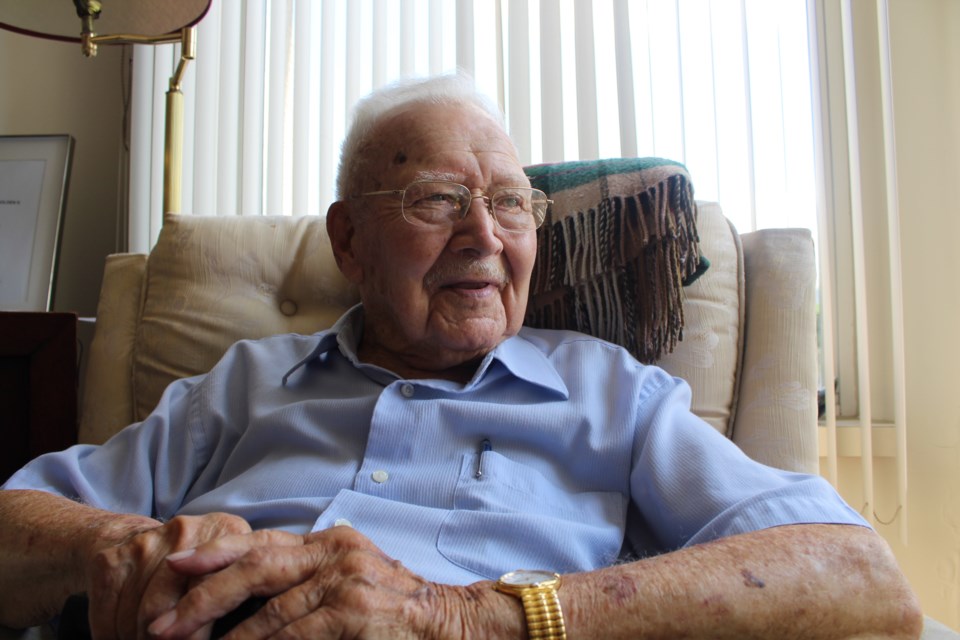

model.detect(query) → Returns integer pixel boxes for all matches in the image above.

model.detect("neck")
[356,341,487,384]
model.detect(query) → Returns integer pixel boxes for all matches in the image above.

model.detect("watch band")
[518,585,567,640]
[495,570,567,640]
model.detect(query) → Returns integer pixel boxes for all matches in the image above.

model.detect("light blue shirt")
[3,306,866,585]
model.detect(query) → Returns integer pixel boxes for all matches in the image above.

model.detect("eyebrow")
[410,170,531,188]
[413,169,458,182]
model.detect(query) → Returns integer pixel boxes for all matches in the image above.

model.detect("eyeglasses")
[356,180,550,232]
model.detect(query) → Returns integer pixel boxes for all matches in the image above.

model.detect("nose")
[449,191,503,257]
[455,192,494,224]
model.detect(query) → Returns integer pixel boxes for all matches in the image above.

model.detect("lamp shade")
[0,0,210,42]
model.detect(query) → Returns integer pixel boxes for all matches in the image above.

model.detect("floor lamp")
[0,0,212,215]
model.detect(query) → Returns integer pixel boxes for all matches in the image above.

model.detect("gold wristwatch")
[495,570,567,640]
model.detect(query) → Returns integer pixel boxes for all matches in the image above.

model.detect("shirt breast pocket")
[437,450,626,579]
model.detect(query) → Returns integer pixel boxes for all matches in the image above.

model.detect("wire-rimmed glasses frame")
[355,180,550,232]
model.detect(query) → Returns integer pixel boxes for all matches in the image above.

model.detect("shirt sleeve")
[628,373,868,551]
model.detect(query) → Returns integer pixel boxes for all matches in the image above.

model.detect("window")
[129,0,817,241]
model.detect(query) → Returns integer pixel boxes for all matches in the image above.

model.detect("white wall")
[890,0,960,629]
[832,0,960,630]
[0,30,124,317]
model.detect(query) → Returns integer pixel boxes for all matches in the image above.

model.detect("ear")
[326,200,364,284]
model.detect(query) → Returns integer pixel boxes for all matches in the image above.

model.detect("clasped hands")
[85,513,497,639]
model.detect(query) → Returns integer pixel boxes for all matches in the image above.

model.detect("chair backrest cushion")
[656,202,744,436]
[131,214,358,422]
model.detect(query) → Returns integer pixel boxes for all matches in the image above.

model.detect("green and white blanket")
[526,157,705,364]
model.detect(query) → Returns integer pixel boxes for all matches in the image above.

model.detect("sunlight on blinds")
[499,0,818,238]
[131,0,819,241]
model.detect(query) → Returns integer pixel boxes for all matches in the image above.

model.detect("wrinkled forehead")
[359,102,527,190]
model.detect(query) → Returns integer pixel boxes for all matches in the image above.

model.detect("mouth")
[442,279,500,292]
[426,260,510,293]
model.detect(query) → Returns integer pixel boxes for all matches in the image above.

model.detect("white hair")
[335,74,507,200]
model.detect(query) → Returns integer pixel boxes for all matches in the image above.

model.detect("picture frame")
[0,134,74,311]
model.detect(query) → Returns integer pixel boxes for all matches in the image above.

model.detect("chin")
[442,334,504,354]
[435,324,511,355]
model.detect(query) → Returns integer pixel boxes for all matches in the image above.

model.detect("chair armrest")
[732,228,819,473]
[79,253,147,444]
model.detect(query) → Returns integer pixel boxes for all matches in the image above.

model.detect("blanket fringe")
[526,172,700,363]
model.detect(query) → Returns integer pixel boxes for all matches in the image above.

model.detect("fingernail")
[166,548,196,562]
[148,608,177,637]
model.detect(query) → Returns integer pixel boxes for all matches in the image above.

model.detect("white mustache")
[424,259,510,289]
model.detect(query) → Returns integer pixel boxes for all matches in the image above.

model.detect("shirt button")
[400,383,415,398]
[371,469,389,483]
[333,518,353,528]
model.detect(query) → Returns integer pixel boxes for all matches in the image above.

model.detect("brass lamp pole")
[0,0,211,216]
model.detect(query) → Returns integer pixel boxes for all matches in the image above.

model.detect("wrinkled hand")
[147,526,501,640]
[86,512,252,640]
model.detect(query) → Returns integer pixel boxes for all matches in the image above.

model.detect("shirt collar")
[282,304,569,399]
[281,305,362,385]
[470,331,568,398]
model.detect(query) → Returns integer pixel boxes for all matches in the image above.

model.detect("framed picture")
[0,134,74,311]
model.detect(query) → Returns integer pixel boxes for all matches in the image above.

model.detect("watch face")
[500,569,557,586]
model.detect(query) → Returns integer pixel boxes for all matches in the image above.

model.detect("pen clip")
[475,438,492,479]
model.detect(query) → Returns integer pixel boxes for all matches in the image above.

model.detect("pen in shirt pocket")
[475,438,492,479]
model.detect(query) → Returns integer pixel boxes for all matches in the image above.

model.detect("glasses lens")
[401,181,470,226]
[491,187,547,230]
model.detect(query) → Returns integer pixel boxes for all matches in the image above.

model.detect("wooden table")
[0,311,78,484]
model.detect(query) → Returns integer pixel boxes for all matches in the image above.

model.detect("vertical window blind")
[814,0,907,541]
[127,0,908,541]
[129,0,817,243]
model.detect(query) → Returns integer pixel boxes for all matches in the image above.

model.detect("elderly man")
[0,75,921,639]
